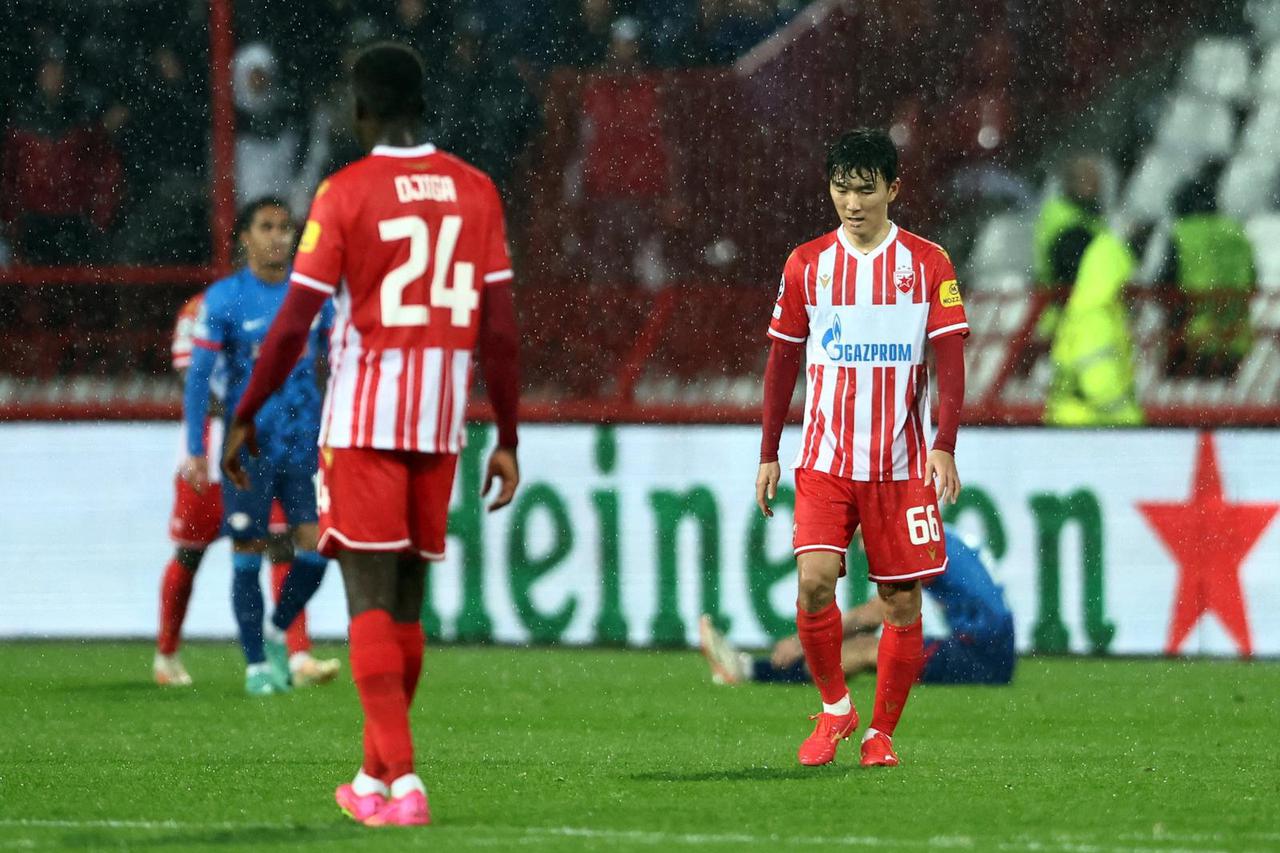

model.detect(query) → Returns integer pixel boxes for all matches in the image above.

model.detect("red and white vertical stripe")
[319,293,472,453]
[793,227,935,482]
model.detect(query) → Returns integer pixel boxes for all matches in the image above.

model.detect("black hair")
[827,128,899,187]
[234,196,290,241]
[352,41,426,123]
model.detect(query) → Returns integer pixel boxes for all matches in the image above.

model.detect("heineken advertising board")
[2,424,1277,658]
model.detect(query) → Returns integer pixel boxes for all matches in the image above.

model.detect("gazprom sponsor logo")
[821,316,913,363]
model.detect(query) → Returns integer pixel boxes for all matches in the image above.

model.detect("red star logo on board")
[1137,432,1279,657]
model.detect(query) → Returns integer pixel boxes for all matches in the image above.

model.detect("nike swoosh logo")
[242,318,268,331]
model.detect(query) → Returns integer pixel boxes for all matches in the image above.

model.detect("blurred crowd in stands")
[0,0,805,268]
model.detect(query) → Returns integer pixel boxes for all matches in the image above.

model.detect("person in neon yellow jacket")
[1157,166,1256,378]
[1033,157,1105,342]
[1044,227,1144,426]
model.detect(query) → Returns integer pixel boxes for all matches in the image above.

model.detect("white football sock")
[246,662,271,677]
[352,769,389,797]
[263,620,285,644]
[390,773,426,799]
[822,694,852,716]
[862,727,888,743]
[289,651,313,672]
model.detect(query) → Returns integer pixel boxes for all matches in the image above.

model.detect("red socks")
[270,561,310,655]
[395,621,425,702]
[157,558,195,655]
[796,601,848,706]
[870,618,924,737]
[350,610,414,781]
[362,621,425,783]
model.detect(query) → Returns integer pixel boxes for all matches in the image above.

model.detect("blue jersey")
[924,536,1013,643]
[185,267,333,460]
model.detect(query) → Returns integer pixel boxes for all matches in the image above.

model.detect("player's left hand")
[221,417,259,491]
[925,449,961,505]
[484,447,519,512]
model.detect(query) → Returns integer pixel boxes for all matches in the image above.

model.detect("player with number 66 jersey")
[756,128,968,773]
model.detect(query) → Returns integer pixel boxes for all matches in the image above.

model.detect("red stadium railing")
[3,282,1278,426]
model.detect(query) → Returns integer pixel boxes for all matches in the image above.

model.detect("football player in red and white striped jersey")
[223,42,520,827]
[756,128,968,769]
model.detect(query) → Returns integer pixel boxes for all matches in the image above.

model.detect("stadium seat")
[1237,100,1280,154]
[966,212,1033,291]
[1154,96,1236,160]
[1124,149,1198,222]
[1246,214,1280,291]
[1247,0,1280,47]
[1256,42,1280,99]
[1182,37,1252,102]
[1218,154,1280,219]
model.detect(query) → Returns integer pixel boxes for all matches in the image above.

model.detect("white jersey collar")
[836,221,898,259]
[371,142,438,158]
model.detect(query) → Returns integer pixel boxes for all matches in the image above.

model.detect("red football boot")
[859,729,900,767]
[797,708,859,766]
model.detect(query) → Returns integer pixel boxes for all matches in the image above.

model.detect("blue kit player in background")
[701,533,1015,686]
[182,196,337,696]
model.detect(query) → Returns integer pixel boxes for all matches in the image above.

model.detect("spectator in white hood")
[232,42,300,207]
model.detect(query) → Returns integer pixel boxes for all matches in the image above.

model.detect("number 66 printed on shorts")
[792,468,949,584]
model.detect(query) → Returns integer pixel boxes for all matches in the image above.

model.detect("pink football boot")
[363,789,431,827]
[334,784,386,823]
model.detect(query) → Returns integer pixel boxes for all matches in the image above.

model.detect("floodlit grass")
[0,642,1276,851]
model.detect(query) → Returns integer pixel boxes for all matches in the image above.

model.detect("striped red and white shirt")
[290,143,513,454]
[171,293,203,370]
[768,223,969,481]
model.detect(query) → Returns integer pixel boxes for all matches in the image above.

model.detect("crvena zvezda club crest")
[894,267,914,293]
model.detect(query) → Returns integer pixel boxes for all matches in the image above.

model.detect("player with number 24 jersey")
[294,144,512,455]
[224,43,520,827]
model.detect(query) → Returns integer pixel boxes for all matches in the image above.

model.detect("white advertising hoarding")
[1,423,1277,657]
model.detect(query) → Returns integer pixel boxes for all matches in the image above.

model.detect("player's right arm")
[757,250,808,518]
[181,293,227,492]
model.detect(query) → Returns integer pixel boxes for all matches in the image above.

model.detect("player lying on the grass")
[757,127,968,768]
[157,292,339,688]
[701,534,1014,687]
[184,197,340,696]
[224,42,522,827]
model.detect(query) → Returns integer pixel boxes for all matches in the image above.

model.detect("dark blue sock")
[271,550,328,633]
[231,551,265,664]
[752,658,811,684]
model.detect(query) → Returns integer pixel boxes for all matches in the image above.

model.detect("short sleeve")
[767,250,809,343]
[292,178,345,295]
[481,180,513,286]
[192,290,229,352]
[925,248,969,341]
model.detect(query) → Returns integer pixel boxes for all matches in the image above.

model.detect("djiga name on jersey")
[821,316,914,364]
[394,174,458,203]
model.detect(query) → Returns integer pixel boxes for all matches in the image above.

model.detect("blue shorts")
[221,449,318,541]
[920,622,1016,685]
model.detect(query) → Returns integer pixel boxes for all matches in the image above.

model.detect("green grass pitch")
[1,642,1276,852]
